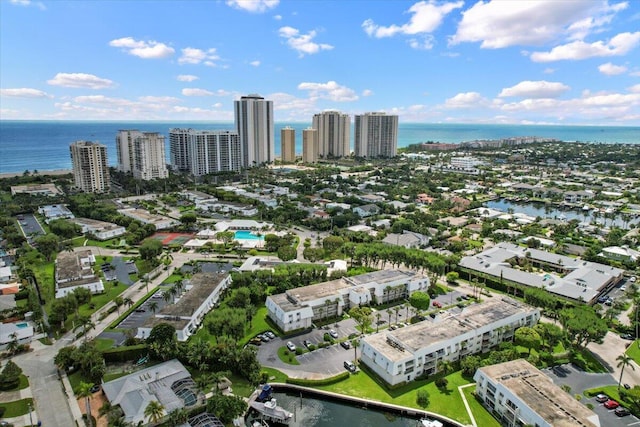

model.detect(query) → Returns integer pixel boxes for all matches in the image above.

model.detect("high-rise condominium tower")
[312,110,350,158]
[302,128,318,163]
[70,141,110,193]
[354,112,399,158]
[280,127,296,163]
[169,129,241,176]
[116,130,168,180]
[234,94,274,167]
[169,129,191,172]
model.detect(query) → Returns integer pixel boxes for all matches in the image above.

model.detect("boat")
[418,418,444,427]
[249,398,293,425]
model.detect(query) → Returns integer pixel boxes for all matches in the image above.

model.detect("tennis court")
[149,232,194,246]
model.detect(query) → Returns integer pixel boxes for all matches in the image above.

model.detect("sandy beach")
[0,169,72,179]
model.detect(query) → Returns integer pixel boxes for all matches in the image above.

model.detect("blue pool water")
[16,322,28,329]
[234,230,263,241]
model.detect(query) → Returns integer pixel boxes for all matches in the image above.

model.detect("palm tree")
[375,312,381,333]
[75,315,95,342]
[6,332,19,357]
[616,354,635,391]
[124,297,134,309]
[149,301,159,314]
[437,359,453,376]
[166,408,188,427]
[78,381,95,427]
[144,400,165,425]
[114,296,124,315]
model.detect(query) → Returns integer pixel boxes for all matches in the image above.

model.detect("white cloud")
[274,14,282,20]
[9,0,45,10]
[250,60,261,67]
[498,80,570,98]
[628,84,640,93]
[451,0,628,49]
[138,96,181,104]
[543,68,556,74]
[363,1,463,38]
[297,81,358,102]
[177,74,199,82]
[181,88,215,97]
[47,73,114,89]
[630,71,640,77]
[226,0,279,13]
[598,62,628,75]
[0,88,52,98]
[179,47,220,66]
[362,89,374,97]
[408,36,434,50]
[444,92,486,108]
[109,37,174,59]
[531,31,640,62]
[278,26,333,56]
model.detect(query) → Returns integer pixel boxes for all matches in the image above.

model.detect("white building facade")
[266,270,429,333]
[235,94,274,167]
[132,132,169,180]
[55,250,105,298]
[474,359,600,427]
[70,141,110,193]
[360,298,540,386]
[312,110,350,158]
[354,112,398,158]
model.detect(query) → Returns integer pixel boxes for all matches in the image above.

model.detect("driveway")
[587,332,640,387]
[110,256,136,285]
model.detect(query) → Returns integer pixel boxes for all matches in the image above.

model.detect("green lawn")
[0,397,34,417]
[316,370,473,425]
[94,337,115,351]
[277,346,300,365]
[190,306,273,346]
[462,385,501,427]
[626,340,640,365]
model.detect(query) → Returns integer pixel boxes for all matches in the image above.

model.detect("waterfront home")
[360,297,540,386]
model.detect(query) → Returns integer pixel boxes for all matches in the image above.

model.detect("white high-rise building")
[169,129,192,172]
[132,132,168,180]
[70,141,110,193]
[302,128,318,163]
[116,130,168,180]
[312,110,350,158]
[234,94,274,167]
[169,129,241,176]
[354,112,398,158]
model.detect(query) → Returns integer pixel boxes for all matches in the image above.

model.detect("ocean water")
[0,120,639,174]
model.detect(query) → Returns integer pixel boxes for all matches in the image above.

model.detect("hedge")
[286,371,349,386]
[102,344,148,363]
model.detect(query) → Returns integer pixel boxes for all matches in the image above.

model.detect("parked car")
[329,329,338,339]
[595,393,609,403]
[604,399,620,409]
[264,331,276,339]
[303,340,312,349]
[615,407,630,417]
[432,301,442,308]
[286,341,296,352]
[90,384,101,393]
[340,341,351,350]
[134,308,145,313]
[344,360,357,373]
[258,334,270,342]
[621,333,635,340]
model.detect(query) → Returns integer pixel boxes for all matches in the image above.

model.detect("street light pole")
[28,402,33,426]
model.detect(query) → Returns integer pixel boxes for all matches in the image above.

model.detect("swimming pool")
[234,230,264,241]
[16,322,29,329]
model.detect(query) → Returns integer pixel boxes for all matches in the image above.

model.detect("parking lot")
[17,213,45,243]
[542,363,638,427]
[115,289,170,331]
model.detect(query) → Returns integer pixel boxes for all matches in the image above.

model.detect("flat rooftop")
[364,297,536,362]
[479,359,599,427]
[346,270,417,286]
[71,217,123,231]
[285,278,351,304]
[55,250,99,287]
[158,273,227,317]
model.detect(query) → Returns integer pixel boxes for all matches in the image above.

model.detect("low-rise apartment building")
[266,270,429,333]
[359,297,540,386]
[138,273,231,341]
[55,250,104,298]
[70,217,126,240]
[474,359,600,427]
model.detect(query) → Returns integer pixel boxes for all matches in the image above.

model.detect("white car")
[286,341,296,352]
[329,329,338,339]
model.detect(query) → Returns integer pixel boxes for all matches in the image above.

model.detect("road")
[587,332,640,387]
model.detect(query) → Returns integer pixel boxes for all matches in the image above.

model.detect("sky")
[1,0,639,125]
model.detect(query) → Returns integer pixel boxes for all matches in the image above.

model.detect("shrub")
[435,377,448,389]
[416,390,430,408]
[286,372,349,386]
[102,344,148,363]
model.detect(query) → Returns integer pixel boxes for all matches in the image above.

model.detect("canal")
[249,391,420,427]
[485,199,639,229]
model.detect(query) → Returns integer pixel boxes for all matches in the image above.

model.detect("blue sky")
[1,0,639,125]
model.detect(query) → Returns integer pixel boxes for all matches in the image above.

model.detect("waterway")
[485,199,639,229]
[249,392,419,427]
